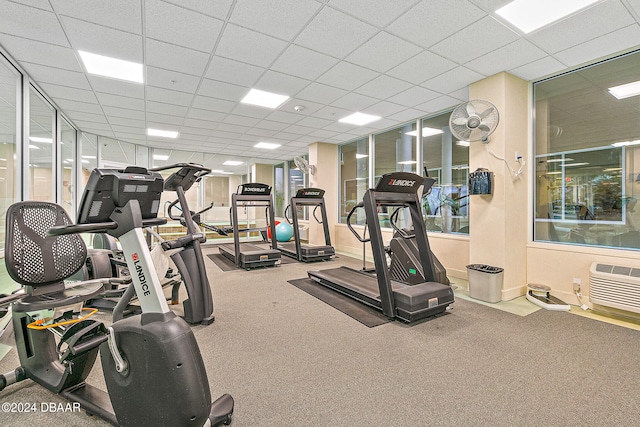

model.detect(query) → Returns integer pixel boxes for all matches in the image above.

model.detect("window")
[422,113,469,234]
[100,137,135,168]
[29,86,55,202]
[534,50,640,249]
[289,158,308,221]
[274,162,285,217]
[339,138,368,224]
[60,117,76,217]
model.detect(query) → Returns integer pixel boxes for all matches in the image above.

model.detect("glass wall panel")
[0,54,19,249]
[534,50,640,249]
[339,138,368,224]
[100,137,135,168]
[274,162,285,217]
[80,132,97,191]
[29,86,54,202]
[374,124,417,229]
[422,113,469,234]
[60,117,76,217]
[289,158,308,220]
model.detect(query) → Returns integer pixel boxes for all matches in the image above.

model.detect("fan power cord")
[574,289,589,310]
[485,144,526,178]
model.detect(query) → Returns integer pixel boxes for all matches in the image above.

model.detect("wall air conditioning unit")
[589,262,640,314]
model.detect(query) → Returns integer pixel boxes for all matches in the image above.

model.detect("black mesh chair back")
[5,201,87,287]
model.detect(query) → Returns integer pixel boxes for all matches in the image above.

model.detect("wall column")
[308,142,338,245]
[468,72,529,300]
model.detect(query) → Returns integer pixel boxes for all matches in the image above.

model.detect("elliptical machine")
[0,166,233,426]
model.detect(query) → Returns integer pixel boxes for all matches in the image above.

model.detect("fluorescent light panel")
[78,50,143,83]
[339,112,381,126]
[223,160,243,166]
[147,128,178,138]
[254,142,281,149]
[495,0,600,33]
[153,154,169,161]
[608,81,640,100]
[241,89,289,109]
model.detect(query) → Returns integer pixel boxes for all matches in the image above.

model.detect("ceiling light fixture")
[339,112,381,126]
[241,88,289,109]
[254,142,281,149]
[223,160,243,166]
[153,154,170,161]
[405,127,445,137]
[78,50,144,83]
[608,81,640,100]
[495,0,600,33]
[147,128,179,138]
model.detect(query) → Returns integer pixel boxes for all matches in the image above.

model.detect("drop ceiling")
[1,0,640,174]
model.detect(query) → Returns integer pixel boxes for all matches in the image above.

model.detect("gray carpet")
[2,254,640,426]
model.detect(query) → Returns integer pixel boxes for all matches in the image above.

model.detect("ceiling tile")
[387,0,486,48]
[50,0,142,34]
[96,93,145,110]
[296,116,333,128]
[296,82,347,104]
[180,127,212,137]
[146,86,194,106]
[147,101,189,117]
[365,101,407,117]
[421,66,485,94]
[66,110,108,124]
[191,96,236,113]
[528,1,635,54]
[284,124,316,135]
[255,71,310,96]
[354,75,413,99]
[163,0,234,20]
[294,7,378,58]
[279,99,325,116]
[145,0,223,52]
[107,116,145,128]
[255,120,291,131]
[206,56,266,87]
[387,51,457,85]
[230,0,321,41]
[386,108,429,122]
[0,35,82,71]
[146,39,210,76]
[146,67,202,93]
[12,0,53,11]
[198,79,249,101]
[215,24,288,68]
[56,99,104,115]
[346,32,421,73]
[553,25,640,68]
[328,0,417,27]
[217,123,248,134]
[230,104,273,120]
[266,110,305,124]
[147,113,183,125]
[317,61,379,91]
[73,121,113,133]
[89,76,144,98]
[21,62,91,90]
[465,39,547,77]
[39,83,98,104]
[314,105,353,121]
[0,2,68,47]
[223,114,260,127]
[414,95,460,114]
[61,16,143,62]
[102,105,145,120]
[387,86,440,108]
[332,92,379,111]
[245,128,278,137]
[508,56,567,81]
[186,108,226,122]
[271,45,339,80]
[431,16,519,63]
[183,118,219,130]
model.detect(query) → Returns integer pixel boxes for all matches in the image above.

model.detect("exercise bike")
[0,166,233,426]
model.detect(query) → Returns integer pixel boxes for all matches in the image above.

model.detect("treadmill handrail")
[389,207,415,239]
[346,203,370,243]
[283,204,292,224]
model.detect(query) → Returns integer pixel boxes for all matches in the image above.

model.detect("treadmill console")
[374,172,424,194]
[237,183,271,195]
[295,188,325,198]
[77,166,164,224]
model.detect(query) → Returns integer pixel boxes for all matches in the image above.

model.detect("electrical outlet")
[515,151,521,161]
[573,277,581,291]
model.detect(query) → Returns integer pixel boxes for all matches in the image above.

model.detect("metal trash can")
[466,264,504,303]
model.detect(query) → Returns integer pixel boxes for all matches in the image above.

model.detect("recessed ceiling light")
[355,153,368,159]
[608,81,640,100]
[495,0,600,33]
[78,50,143,83]
[254,142,281,149]
[223,160,243,166]
[405,127,444,137]
[147,128,178,138]
[241,89,289,109]
[153,154,169,161]
[339,112,381,126]
[29,137,53,143]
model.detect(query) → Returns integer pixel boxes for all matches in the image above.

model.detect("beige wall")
[309,142,338,246]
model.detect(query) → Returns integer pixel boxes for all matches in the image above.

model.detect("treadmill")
[280,188,335,262]
[218,183,282,269]
[308,172,454,323]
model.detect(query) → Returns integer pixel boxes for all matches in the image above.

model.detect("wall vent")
[589,262,640,313]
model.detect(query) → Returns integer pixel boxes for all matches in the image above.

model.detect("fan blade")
[466,102,476,116]
[479,107,495,119]
[478,124,491,132]
[452,117,468,126]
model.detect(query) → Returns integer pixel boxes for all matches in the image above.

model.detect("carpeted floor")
[2,251,640,426]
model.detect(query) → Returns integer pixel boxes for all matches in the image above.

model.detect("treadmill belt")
[287,278,391,328]
[207,253,239,271]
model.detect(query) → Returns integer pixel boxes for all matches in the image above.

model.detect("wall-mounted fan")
[294,156,315,175]
[449,99,499,143]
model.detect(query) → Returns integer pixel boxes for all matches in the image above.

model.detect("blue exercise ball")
[275,222,294,242]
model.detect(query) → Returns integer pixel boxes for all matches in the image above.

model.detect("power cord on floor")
[485,144,526,178]
[574,289,589,310]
